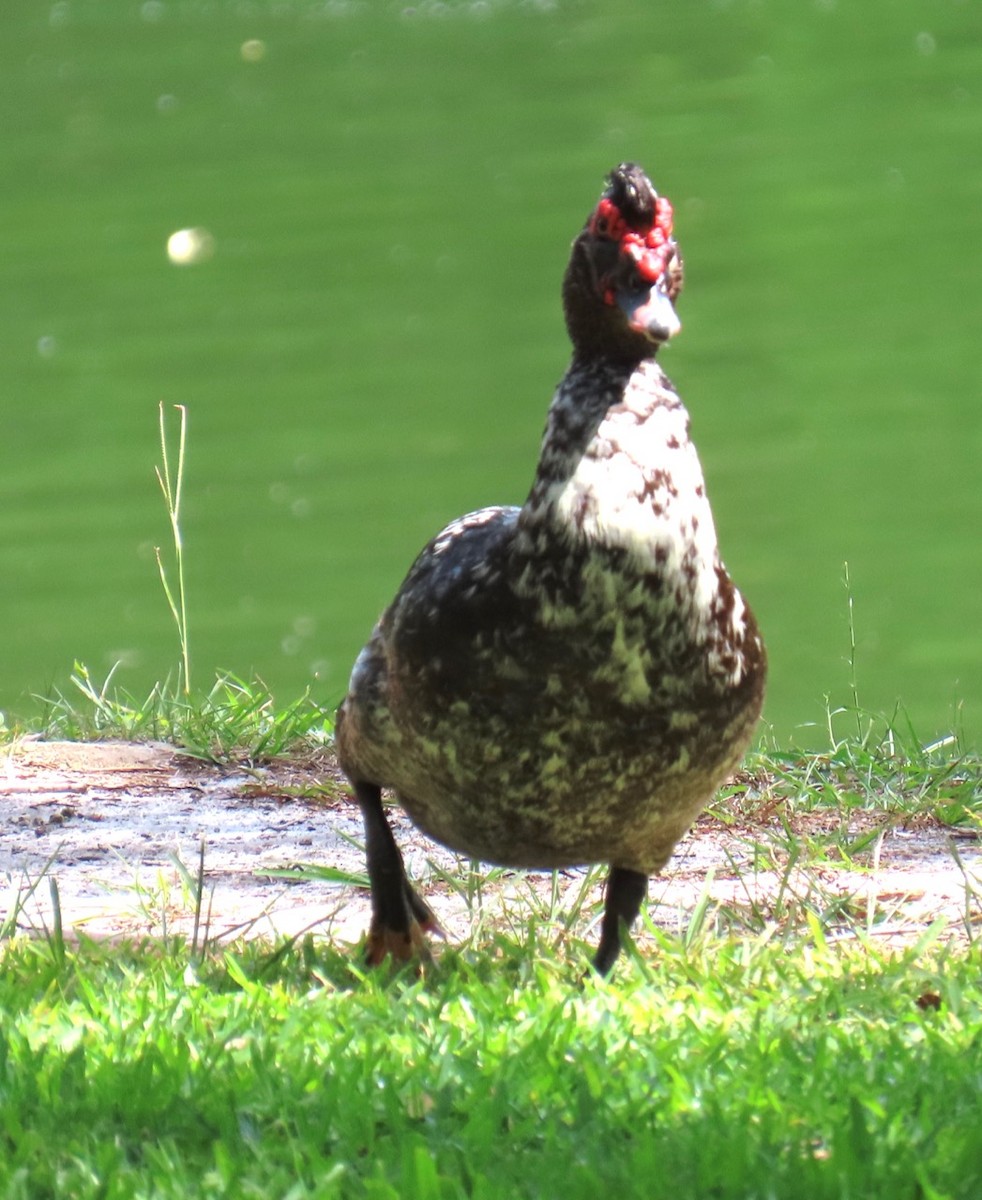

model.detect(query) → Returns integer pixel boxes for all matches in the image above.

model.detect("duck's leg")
[592,866,648,976]
[354,781,441,965]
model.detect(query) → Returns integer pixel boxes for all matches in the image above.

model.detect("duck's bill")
[617,282,681,344]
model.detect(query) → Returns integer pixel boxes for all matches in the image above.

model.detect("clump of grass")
[1,852,65,952]
[33,664,332,764]
[742,705,981,829]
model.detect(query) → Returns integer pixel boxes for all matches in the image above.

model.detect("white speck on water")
[156,93,178,115]
[293,615,317,638]
[37,335,57,359]
[290,498,311,518]
[49,2,70,29]
[141,0,166,23]
[105,648,143,669]
[915,31,936,55]
[240,39,266,63]
[317,0,362,16]
[166,227,214,265]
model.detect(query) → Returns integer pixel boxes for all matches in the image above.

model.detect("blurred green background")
[3,0,980,747]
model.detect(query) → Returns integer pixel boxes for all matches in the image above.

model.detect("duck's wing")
[336,504,526,776]
[381,504,525,693]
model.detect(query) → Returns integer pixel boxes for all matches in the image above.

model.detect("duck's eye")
[619,264,644,293]
[595,216,609,235]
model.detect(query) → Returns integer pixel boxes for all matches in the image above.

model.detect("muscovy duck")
[336,162,766,975]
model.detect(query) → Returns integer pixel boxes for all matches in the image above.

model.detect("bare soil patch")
[2,740,979,954]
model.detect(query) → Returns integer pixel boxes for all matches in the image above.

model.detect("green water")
[3,0,981,747]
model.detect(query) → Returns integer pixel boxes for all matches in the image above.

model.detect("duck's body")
[336,164,766,973]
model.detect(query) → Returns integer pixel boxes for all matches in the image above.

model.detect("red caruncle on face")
[591,191,676,300]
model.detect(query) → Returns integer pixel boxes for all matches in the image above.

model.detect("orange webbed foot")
[364,915,436,969]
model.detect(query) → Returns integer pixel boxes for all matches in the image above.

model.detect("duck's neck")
[522,355,638,513]
[519,354,722,588]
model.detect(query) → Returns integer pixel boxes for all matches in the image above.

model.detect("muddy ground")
[2,739,979,956]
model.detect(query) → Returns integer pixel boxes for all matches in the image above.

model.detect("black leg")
[592,866,648,976]
[354,781,439,965]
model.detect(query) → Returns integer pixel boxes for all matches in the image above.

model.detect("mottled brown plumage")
[335,163,766,974]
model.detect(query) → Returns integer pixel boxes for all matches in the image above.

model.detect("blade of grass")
[155,402,191,695]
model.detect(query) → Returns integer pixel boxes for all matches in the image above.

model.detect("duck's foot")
[364,882,445,967]
[355,779,443,969]
[365,919,425,967]
[591,866,648,976]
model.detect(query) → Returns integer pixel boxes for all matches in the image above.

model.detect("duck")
[335,162,766,975]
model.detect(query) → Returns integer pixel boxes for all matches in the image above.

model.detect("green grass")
[24,663,334,764]
[1,914,980,1199]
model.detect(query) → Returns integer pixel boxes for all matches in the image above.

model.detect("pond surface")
[3,0,981,747]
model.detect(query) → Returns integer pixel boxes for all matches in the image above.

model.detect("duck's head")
[563,162,683,362]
